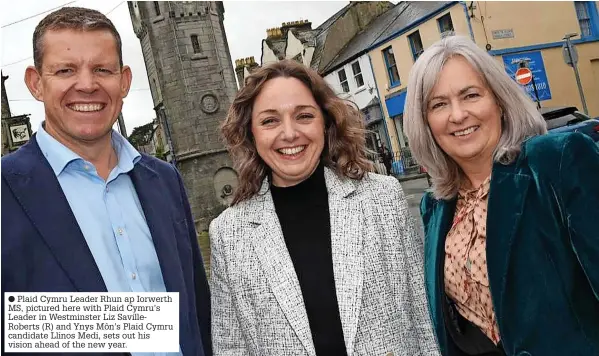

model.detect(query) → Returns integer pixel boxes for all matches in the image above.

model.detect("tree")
[128,122,155,149]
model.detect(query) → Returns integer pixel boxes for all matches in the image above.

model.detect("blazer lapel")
[423,196,456,350]
[2,138,106,292]
[486,165,530,327]
[129,160,194,356]
[325,168,364,355]
[246,180,316,356]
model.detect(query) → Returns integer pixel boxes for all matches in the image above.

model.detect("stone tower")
[128,2,239,241]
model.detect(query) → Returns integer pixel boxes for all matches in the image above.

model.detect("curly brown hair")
[221,59,373,205]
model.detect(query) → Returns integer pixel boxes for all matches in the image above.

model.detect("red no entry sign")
[515,67,533,85]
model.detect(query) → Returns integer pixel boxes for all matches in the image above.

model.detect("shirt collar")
[36,122,141,177]
[458,175,491,200]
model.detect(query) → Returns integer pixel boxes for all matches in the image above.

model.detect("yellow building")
[368,1,599,155]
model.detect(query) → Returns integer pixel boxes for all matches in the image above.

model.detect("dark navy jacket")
[1,136,212,356]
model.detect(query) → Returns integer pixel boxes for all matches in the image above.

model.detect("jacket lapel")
[422,196,456,352]
[129,159,194,356]
[486,165,530,327]
[246,180,316,356]
[2,138,106,292]
[325,168,364,355]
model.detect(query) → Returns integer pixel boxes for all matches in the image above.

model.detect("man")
[1,7,211,356]
[378,144,393,176]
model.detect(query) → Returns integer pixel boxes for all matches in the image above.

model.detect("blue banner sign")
[502,51,552,101]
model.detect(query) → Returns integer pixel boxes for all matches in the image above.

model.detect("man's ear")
[120,65,133,98]
[24,66,44,102]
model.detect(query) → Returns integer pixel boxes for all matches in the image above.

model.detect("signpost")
[517,63,541,109]
[563,33,588,115]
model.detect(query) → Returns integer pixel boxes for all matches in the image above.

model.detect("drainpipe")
[461,1,476,42]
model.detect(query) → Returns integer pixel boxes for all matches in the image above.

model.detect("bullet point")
[8,296,15,302]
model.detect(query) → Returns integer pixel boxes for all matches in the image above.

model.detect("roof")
[310,2,354,71]
[323,1,453,75]
[290,29,317,46]
[263,37,287,60]
[364,96,380,108]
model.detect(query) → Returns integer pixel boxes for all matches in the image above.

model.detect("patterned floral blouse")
[444,176,501,344]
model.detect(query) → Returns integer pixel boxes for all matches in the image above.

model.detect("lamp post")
[563,33,588,115]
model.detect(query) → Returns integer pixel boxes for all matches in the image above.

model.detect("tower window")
[154,2,161,16]
[191,35,201,53]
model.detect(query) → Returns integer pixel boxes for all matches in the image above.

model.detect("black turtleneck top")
[269,164,348,356]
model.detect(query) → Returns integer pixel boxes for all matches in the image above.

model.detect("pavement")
[398,176,430,242]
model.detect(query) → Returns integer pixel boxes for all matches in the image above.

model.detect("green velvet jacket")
[421,132,599,356]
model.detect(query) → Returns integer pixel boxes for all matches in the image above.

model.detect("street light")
[562,32,589,115]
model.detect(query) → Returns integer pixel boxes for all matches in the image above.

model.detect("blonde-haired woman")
[404,35,599,356]
[209,59,440,356]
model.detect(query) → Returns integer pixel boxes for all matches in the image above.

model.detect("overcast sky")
[1,1,348,135]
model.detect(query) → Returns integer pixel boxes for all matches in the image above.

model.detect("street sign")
[562,43,578,67]
[502,51,552,101]
[515,67,532,85]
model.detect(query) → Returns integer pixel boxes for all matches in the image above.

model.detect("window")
[382,47,400,87]
[437,13,454,37]
[351,61,364,88]
[154,2,161,16]
[575,2,599,37]
[191,35,201,53]
[408,31,424,61]
[338,69,349,93]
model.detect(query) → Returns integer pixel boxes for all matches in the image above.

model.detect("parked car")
[540,106,599,142]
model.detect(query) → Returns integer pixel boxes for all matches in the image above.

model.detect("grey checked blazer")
[209,167,440,356]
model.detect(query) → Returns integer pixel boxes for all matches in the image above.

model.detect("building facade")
[128,0,239,260]
[1,72,32,156]
[369,1,599,159]
[324,54,386,152]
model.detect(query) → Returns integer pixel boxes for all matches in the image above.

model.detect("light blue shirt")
[36,123,181,356]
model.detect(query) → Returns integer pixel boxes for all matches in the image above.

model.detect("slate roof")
[290,29,317,46]
[309,2,354,71]
[322,1,452,75]
[263,37,287,60]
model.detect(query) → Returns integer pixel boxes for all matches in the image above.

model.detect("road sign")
[515,67,532,85]
[562,42,578,67]
[502,51,552,101]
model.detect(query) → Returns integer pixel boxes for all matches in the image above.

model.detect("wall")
[285,30,305,60]
[303,47,315,67]
[261,40,279,65]
[472,1,599,117]
[324,54,378,110]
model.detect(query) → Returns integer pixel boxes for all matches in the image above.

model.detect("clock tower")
[128,2,239,262]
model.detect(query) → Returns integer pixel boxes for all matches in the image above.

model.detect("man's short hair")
[33,6,123,70]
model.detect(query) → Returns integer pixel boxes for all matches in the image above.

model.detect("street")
[398,177,430,241]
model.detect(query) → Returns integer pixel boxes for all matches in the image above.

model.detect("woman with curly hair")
[209,59,440,356]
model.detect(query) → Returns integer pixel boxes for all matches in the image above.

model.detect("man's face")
[25,29,131,148]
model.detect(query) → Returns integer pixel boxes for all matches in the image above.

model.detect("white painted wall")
[261,40,279,65]
[324,54,378,110]
[285,31,304,60]
[303,47,315,67]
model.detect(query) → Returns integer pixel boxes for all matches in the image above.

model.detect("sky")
[1,0,348,135]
